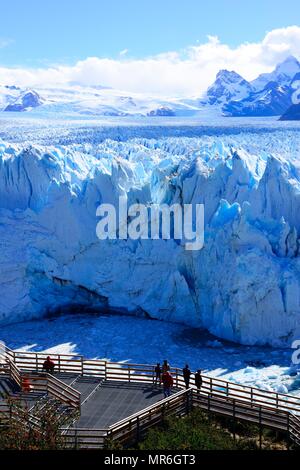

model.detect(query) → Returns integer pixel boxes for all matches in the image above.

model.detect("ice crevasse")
[0,136,300,347]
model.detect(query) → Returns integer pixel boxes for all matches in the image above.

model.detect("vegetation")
[1,400,290,451]
[0,398,78,450]
[136,409,289,451]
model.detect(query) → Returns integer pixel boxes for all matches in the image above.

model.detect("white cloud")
[119,49,129,56]
[0,38,14,49]
[1,26,300,97]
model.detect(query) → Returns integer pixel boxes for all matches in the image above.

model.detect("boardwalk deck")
[2,345,300,448]
[74,380,173,429]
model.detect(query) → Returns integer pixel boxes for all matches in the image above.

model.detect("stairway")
[0,376,20,400]
[31,394,79,427]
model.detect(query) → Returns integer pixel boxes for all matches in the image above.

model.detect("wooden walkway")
[1,344,300,449]
[75,380,174,429]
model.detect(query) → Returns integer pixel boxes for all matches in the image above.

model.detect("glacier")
[1,123,300,347]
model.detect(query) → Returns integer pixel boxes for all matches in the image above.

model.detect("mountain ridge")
[1,56,300,118]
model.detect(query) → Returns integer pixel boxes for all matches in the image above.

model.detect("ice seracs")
[0,132,300,347]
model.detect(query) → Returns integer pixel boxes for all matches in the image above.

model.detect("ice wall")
[0,135,300,346]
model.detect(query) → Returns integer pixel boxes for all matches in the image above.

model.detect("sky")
[0,0,300,96]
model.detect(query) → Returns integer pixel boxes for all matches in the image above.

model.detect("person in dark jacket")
[195,369,202,393]
[183,364,192,389]
[43,356,55,374]
[154,363,162,385]
[162,371,173,398]
[162,360,170,374]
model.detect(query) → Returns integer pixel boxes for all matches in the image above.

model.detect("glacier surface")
[1,122,300,347]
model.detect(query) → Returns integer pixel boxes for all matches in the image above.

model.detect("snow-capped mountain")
[204,70,253,105]
[203,56,300,117]
[4,90,44,112]
[0,55,299,117]
[223,82,293,117]
[0,83,204,117]
[252,55,300,91]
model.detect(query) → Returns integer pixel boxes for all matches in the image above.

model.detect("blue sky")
[0,0,300,66]
[0,1,299,96]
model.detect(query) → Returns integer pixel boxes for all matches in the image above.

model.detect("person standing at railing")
[22,375,32,393]
[162,359,170,374]
[162,371,173,398]
[183,364,191,389]
[42,356,55,374]
[194,369,202,394]
[154,363,162,386]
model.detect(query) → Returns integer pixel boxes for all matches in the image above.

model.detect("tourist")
[162,371,173,398]
[43,356,55,374]
[183,364,191,389]
[154,363,162,386]
[195,369,202,393]
[22,375,31,393]
[162,359,170,373]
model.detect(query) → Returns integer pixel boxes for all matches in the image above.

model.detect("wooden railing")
[24,373,81,410]
[2,343,300,448]
[60,389,299,449]
[106,389,190,446]
[61,428,107,449]
[289,414,300,446]
[4,344,300,416]
[8,359,22,389]
[105,388,300,449]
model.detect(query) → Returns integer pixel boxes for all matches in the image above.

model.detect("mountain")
[224,81,293,117]
[204,70,253,105]
[0,56,299,118]
[0,83,203,117]
[4,90,43,112]
[280,103,300,120]
[147,106,175,116]
[205,56,300,117]
[252,55,300,91]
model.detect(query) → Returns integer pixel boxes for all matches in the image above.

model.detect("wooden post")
[259,405,262,450]
[185,390,190,415]
[75,428,78,450]
[287,413,290,451]
[233,399,236,441]
[136,415,140,442]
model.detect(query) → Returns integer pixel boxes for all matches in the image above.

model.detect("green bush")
[137,409,288,451]
[138,409,240,450]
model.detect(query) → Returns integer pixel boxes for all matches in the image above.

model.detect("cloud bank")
[2,26,300,97]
